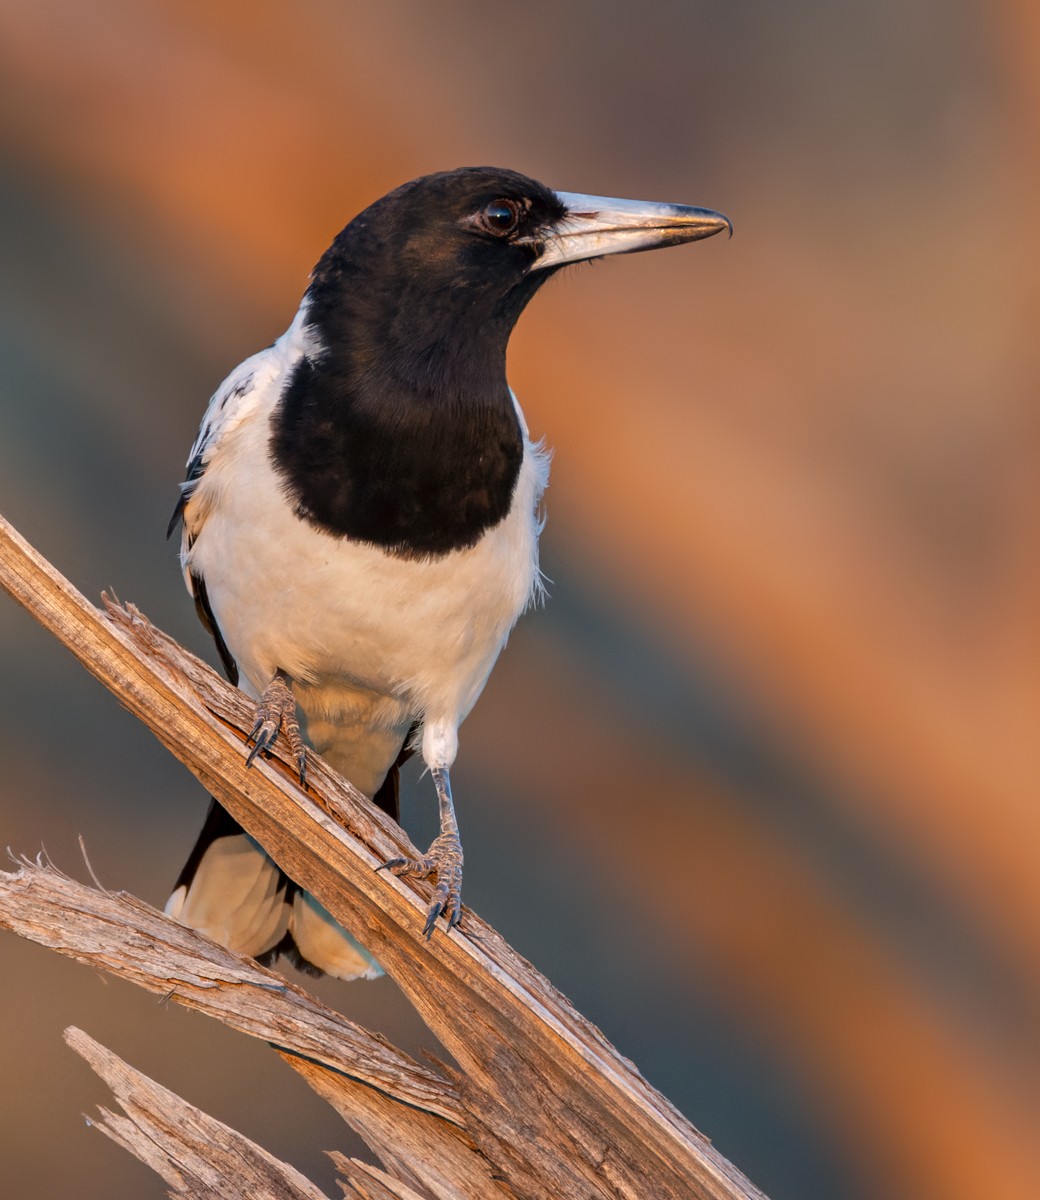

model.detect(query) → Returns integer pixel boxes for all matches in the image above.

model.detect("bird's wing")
[167,350,273,684]
[168,346,277,556]
[168,309,316,681]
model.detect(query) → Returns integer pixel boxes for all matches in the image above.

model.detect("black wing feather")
[190,570,239,686]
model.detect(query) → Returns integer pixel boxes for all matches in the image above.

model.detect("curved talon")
[377,835,463,938]
[427,885,462,935]
[375,855,420,875]
[244,671,307,783]
[245,716,277,766]
[422,897,446,939]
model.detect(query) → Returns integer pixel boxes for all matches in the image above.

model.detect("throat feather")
[270,358,523,558]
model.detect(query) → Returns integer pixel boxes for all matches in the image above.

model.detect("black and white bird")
[165,167,729,978]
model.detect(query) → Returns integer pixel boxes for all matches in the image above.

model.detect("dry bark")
[65,1027,330,1200]
[0,508,767,1199]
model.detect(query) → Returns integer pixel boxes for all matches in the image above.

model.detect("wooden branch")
[65,1027,330,1200]
[0,859,460,1124]
[0,860,506,1198]
[330,1155,436,1200]
[0,507,768,1200]
[283,1055,504,1200]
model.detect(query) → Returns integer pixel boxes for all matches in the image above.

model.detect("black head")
[304,167,570,393]
[271,168,729,557]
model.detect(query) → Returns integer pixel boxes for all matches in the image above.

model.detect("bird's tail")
[164,800,381,980]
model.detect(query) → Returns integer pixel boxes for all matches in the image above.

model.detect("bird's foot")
[379,831,464,938]
[246,671,307,783]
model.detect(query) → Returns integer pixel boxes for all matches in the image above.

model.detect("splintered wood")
[0,509,767,1199]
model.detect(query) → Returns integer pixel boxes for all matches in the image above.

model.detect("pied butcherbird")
[166,167,730,977]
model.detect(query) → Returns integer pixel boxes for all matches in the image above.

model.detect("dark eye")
[479,198,521,236]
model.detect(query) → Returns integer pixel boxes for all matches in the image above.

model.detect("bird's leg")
[245,668,307,784]
[379,766,464,937]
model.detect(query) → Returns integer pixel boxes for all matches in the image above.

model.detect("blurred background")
[1,1,1037,1197]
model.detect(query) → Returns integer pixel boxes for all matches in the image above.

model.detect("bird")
[164,166,730,978]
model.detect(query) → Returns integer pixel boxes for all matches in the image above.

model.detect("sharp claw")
[244,673,306,780]
[377,847,462,937]
[245,718,277,765]
[422,898,445,939]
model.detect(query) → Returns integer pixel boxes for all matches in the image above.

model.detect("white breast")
[182,353,549,792]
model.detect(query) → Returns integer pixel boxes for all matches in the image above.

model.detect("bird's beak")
[528,192,732,271]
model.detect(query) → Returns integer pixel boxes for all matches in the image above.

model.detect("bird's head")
[305,167,730,393]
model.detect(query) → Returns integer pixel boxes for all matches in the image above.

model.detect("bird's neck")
[269,297,525,559]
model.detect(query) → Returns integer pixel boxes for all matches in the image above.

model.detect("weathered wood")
[0,860,460,1125]
[283,1053,511,1200]
[0,859,511,1196]
[65,1027,330,1199]
[330,1155,435,1200]
[0,508,767,1199]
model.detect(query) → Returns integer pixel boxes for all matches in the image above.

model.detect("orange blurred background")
[1,2,1037,1198]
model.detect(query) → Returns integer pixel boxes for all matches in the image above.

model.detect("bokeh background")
[1,2,1038,1198]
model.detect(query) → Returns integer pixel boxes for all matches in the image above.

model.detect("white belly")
[183,405,546,793]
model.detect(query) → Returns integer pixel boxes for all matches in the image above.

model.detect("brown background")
[1,2,1037,1198]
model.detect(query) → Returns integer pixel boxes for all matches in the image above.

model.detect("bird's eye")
[479,199,521,236]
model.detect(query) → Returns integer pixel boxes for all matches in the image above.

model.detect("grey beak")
[529,191,732,271]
